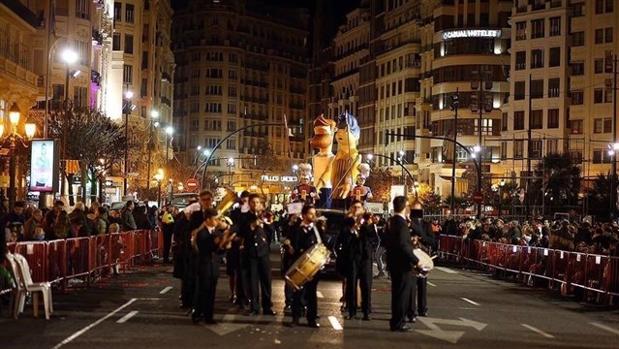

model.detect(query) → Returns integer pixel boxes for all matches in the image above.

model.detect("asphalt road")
[2,254,619,349]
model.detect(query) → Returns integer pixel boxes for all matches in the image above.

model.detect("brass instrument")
[215,187,238,216]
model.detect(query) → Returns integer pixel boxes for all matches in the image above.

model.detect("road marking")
[416,317,487,344]
[316,291,324,299]
[160,286,173,294]
[591,322,619,336]
[436,266,457,274]
[206,314,250,336]
[521,324,555,339]
[52,298,137,349]
[427,281,437,287]
[328,316,343,331]
[461,297,480,306]
[116,310,139,324]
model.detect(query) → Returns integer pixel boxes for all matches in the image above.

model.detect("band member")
[238,193,274,315]
[228,191,250,307]
[409,233,428,319]
[185,190,214,310]
[358,213,375,319]
[191,208,227,324]
[246,209,277,316]
[285,205,322,328]
[385,196,420,332]
[338,216,361,319]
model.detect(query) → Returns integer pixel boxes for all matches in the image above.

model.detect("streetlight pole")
[610,54,618,217]
[147,110,159,194]
[227,157,234,186]
[154,168,164,208]
[123,89,133,198]
[450,91,459,214]
[59,48,78,203]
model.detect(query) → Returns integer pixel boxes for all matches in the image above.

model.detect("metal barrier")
[1,230,159,294]
[438,235,619,304]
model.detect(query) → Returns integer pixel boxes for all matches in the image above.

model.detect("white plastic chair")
[5,253,26,319]
[12,253,54,320]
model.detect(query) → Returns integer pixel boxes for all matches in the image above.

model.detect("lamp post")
[226,157,235,186]
[1,103,36,210]
[60,48,78,202]
[123,89,134,197]
[498,179,505,216]
[472,144,482,218]
[154,168,164,208]
[164,125,174,166]
[146,109,159,194]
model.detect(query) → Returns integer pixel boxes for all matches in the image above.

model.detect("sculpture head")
[297,163,312,182]
[310,114,337,154]
[335,112,360,150]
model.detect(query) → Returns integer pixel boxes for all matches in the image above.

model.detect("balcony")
[91,70,101,87]
[161,96,171,106]
[92,28,104,47]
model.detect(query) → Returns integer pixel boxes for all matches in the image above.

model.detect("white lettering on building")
[261,175,298,182]
[442,29,501,40]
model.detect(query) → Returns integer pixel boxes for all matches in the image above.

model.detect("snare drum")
[285,243,331,290]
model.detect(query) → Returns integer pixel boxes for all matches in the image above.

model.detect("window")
[594,88,604,103]
[605,27,613,43]
[548,78,560,97]
[531,19,544,39]
[141,52,148,69]
[75,0,90,19]
[593,149,613,164]
[515,51,526,70]
[530,110,543,129]
[571,62,584,75]
[123,64,132,84]
[546,139,558,154]
[593,118,611,133]
[514,111,525,130]
[125,4,134,23]
[596,28,605,44]
[531,49,544,68]
[549,17,561,36]
[52,84,64,100]
[549,47,560,67]
[228,70,237,80]
[596,0,613,14]
[531,80,544,99]
[514,140,524,159]
[205,103,222,113]
[516,22,527,40]
[124,34,133,54]
[595,58,604,73]
[226,139,236,150]
[548,109,559,128]
[206,68,222,78]
[74,86,88,108]
[571,90,583,105]
[227,120,236,131]
[572,32,584,46]
[500,141,507,160]
[114,2,121,21]
[227,103,236,114]
[112,33,121,50]
[515,81,525,100]
[529,140,542,159]
[501,112,508,131]
[569,119,583,134]
[140,78,147,97]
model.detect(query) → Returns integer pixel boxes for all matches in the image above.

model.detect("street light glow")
[203,149,211,156]
[61,48,79,65]
[399,150,405,157]
[366,153,374,161]
[612,143,619,151]
[165,126,174,135]
[292,164,299,171]
[154,121,160,128]
[150,110,159,119]
[197,145,202,150]
[473,145,481,153]
[227,157,235,165]
[125,90,134,99]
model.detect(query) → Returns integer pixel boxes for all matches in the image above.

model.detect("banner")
[29,139,59,193]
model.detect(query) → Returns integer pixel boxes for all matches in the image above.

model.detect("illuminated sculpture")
[310,114,337,208]
[331,112,362,208]
[292,163,317,205]
[350,163,372,203]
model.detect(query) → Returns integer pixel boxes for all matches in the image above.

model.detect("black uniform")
[288,221,323,325]
[385,215,419,331]
[237,210,260,311]
[172,213,192,307]
[228,207,247,307]
[192,225,223,322]
[337,221,361,318]
[245,219,275,314]
[357,221,374,317]
[409,219,430,318]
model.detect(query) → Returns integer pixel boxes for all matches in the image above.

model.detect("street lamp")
[472,144,483,218]
[154,168,164,208]
[1,103,36,210]
[122,89,134,197]
[164,125,174,165]
[292,164,299,173]
[226,157,235,186]
[366,153,374,162]
[146,109,159,194]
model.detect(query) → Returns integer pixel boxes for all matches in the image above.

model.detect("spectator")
[45,200,70,239]
[69,202,91,236]
[133,204,151,230]
[0,201,26,242]
[24,209,45,241]
[120,201,137,231]
[147,205,158,229]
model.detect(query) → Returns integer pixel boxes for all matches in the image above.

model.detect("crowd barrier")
[1,229,162,294]
[438,235,619,305]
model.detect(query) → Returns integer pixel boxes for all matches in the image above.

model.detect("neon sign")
[442,29,501,40]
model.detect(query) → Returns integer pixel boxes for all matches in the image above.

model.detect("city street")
[2,254,618,349]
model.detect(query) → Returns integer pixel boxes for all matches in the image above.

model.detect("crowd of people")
[440,216,619,256]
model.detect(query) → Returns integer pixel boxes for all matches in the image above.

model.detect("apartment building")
[173,0,310,193]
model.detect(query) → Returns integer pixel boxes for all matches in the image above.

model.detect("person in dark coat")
[338,216,361,319]
[284,205,323,328]
[245,210,276,316]
[228,191,250,307]
[357,213,375,319]
[236,193,264,314]
[385,196,420,332]
[186,191,215,310]
[172,209,192,308]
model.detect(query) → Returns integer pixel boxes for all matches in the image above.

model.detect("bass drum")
[285,243,331,291]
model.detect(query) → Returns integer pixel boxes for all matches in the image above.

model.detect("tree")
[529,153,581,214]
[585,174,612,220]
[365,167,397,203]
[49,105,125,204]
[416,183,442,214]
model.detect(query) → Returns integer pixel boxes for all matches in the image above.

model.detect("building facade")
[173,0,310,194]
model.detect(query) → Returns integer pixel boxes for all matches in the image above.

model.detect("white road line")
[316,291,324,299]
[436,266,457,274]
[427,281,437,287]
[52,298,137,349]
[159,286,173,295]
[591,322,619,336]
[521,324,555,339]
[461,297,480,306]
[116,311,139,324]
[328,316,343,331]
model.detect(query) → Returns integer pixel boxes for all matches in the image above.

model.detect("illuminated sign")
[29,139,59,193]
[442,29,501,40]
[261,175,298,182]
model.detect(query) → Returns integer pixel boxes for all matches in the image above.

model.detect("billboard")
[29,139,59,193]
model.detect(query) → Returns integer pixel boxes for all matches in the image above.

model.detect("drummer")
[284,205,323,328]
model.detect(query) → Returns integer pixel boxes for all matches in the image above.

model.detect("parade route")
[2,256,619,349]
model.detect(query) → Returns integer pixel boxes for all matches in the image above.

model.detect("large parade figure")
[292,163,318,205]
[310,115,336,208]
[349,163,372,204]
[331,112,362,209]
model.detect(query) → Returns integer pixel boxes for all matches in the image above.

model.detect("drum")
[285,243,331,290]
[413,248,434,277]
